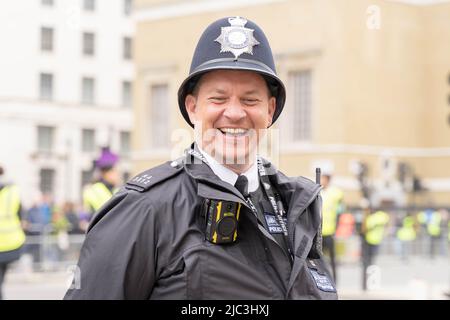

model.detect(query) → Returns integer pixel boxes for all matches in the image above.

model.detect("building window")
[123,37,132,60]
[120,131,131,156]
[41,0,54,6]
[41,27,54,52]
[39,73,53,101]
[83,0,95,11]
[37,126,55,153]
[82,32,95,56]
[149,84,169,149]
[122,81,132,107]
[81,77,95,105]
[289,70,312,141]
[81,129,96,152]
[40,168,55,195]
[124,0,133,15]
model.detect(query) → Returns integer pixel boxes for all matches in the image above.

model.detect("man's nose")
[223,98,246,121]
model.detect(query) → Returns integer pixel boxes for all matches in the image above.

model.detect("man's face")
[103,167,120,186]
[321,175,331,188]
[185,70,276,171]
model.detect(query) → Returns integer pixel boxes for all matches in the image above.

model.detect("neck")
[223,162,253,175]
[196,143,257,175]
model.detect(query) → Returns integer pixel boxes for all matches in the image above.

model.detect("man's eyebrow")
[243,89,260,95]
[207,88,227,95]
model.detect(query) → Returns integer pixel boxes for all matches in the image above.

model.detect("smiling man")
[65,17,337,300]
[185,69,275,173]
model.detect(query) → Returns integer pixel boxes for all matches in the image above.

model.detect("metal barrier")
[9,216,450,273]
[334,220,449,265]
[16,225,86,272]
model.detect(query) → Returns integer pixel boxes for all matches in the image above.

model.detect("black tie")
[234,175,249,197]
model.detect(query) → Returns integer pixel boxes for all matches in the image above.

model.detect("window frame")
[82,32,95,56]
[39,72,54,101]
[81,76,96,105]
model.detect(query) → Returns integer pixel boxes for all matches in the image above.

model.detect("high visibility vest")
[418,210,441,236]
[365,210,390,245]
[417,211,427,225]
[83,182,114,213]
[427,211,441,237]
[448,221,450,241]
[397,216,416,241]
[321,186,344,236]
[0,185,26,252]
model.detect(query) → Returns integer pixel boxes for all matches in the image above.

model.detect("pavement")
[2,254,449,300]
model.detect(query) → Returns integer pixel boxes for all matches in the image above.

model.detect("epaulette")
[125,158,184,193]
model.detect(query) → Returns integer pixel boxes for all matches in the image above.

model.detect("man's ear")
[185,94,197,125]
[267,97,276,126]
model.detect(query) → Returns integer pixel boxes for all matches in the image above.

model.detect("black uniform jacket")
[64,149,338,300]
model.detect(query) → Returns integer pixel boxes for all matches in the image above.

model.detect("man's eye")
[243,99,258,105]
[209,97,226,103]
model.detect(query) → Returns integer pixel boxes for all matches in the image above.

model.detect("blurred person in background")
[320,173,344,284]
[360,201,389,291]
[417,208,443,259]
[82,147,120,222]
[63,201,84,235]
[23,193,54,269]
[396,212,417,262]
[0,165,26,299]
[50,204,71,265]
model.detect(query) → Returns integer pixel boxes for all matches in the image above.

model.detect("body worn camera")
[203,199,242,244]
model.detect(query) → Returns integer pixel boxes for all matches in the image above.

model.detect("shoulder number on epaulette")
[131,174,152,186]
[125,159,183,193]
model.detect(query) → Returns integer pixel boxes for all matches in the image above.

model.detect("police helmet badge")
[215,16,260,60]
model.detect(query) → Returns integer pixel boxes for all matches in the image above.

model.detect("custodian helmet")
[177,16,286,128]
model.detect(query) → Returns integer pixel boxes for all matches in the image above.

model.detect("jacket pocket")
[152,256,187,299]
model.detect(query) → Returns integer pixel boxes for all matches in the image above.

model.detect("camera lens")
[217,216,236,236]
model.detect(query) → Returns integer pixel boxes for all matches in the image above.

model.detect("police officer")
[82,147,120,224]
[360,205,389,290]
[65,17,337,300]
[418,209,443,259]
[0,165,25,300]
[396,213,417,261]
[320,173,344,284]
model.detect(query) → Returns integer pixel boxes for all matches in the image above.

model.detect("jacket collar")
[183,143,322,217]
[197,145,259,193]
[183,144,247,204]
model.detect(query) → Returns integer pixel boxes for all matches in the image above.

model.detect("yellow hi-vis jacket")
[365,210,390,245]
[418,210,442,237]
[397,216,416,241]
[448,221,450,241]
[427,211,441,237]
[83,182,115,213]
[321,186,344,236]
[0,185,25,252]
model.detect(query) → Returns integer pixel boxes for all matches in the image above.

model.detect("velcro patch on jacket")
[125,160,183,192]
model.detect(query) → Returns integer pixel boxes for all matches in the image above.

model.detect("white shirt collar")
[198,147,259,193]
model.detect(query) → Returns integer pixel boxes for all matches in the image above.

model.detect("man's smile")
[217,128,249,137]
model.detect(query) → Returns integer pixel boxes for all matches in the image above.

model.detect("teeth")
[219,128,248,135]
